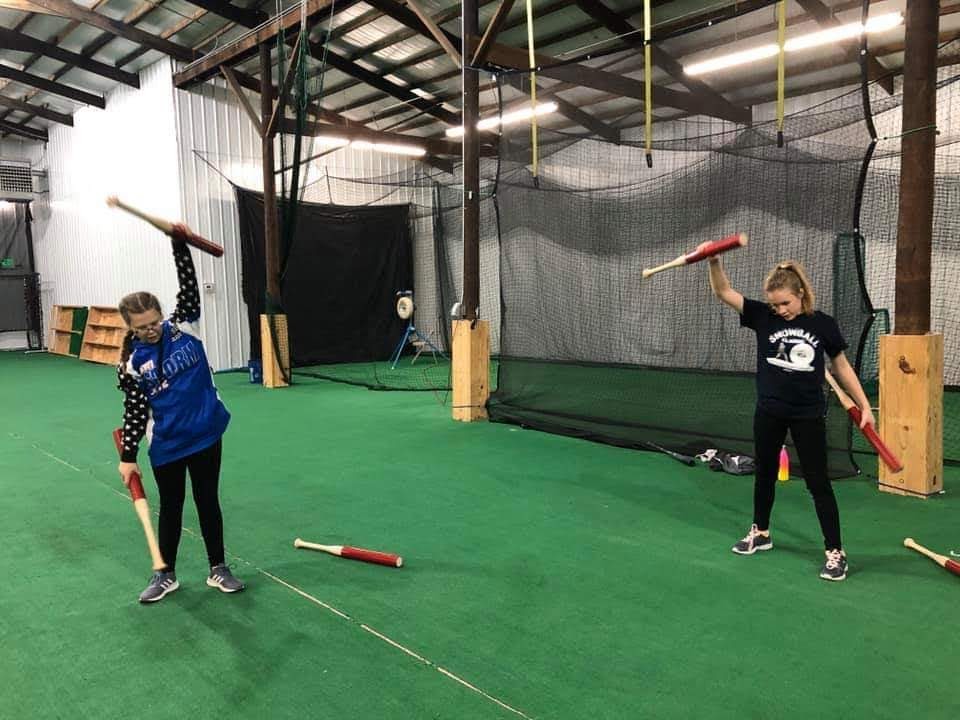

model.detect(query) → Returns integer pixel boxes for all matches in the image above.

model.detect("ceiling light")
[684,12,903,77]
[350,140,427,157]
[445,101,559,138]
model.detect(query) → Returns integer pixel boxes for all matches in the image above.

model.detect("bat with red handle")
[824,370,903,473]
[294,538,403,568]
[642,232,748,279]
[105,196,224,257]
[904,538,960,578]
[113,429,165,571]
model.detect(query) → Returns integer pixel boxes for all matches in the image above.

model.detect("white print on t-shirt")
[766,329,818,373]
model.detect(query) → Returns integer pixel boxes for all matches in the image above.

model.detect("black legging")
[152,439,225,572]
[753,408,842,550]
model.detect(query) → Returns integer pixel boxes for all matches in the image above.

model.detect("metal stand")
[390,319,446,369]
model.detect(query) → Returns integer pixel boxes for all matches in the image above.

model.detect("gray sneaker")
[732,524,773,555]
[207,564,245,593]
[139,571,179,603]
[819,549,848,581]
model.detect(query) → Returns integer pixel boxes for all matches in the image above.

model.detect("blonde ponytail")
[764,260,815,315]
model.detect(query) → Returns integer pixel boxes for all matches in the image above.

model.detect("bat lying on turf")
[824,370,903,473]
[642,233,748,279]
[113,429,165,571]
[106,196,224,257]
[294,538,403,568]
[642,442,696,466]
[904,538,960,579]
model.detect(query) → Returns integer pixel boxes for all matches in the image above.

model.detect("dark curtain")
[235,187,412,365]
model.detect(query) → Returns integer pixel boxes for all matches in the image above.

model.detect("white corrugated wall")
[174,76,263,371]
[35,58,183,345]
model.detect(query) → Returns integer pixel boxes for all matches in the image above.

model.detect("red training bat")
[294,538,403,568]
[824,370,903,473]
[904,538,960,578]
[113,429,165,571]
[106,196,224,257]
[642,232,748,279]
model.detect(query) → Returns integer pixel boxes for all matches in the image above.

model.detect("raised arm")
[169,232,201,324]
[706,255,744,313]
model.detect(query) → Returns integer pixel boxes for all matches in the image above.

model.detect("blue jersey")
[117,241,229,466]
[123,319,230,466]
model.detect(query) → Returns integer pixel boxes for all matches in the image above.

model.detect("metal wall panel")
[35,58,182,352]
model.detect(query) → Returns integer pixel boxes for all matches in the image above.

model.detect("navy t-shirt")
[740,298,847,419]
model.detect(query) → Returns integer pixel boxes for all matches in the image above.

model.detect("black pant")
[152,439,225,572]
[753,408,842,550]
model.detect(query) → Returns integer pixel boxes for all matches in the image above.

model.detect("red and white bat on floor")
[904,538,960,578]
[642,232,748,279]
[294,538,403,567]
[113,429,165,571]
[106,196,224,257]
[823,370,903,473]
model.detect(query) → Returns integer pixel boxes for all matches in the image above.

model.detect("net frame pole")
[643,0,652,167]
[525,0,538,179]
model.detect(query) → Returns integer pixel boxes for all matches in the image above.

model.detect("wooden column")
[880,0,941,496]
[879,335,943,497]
[260,42,289,388]
[452,319,490,421]
[894,0,939,335]
[461,0,480,319]
[453,0,489,421]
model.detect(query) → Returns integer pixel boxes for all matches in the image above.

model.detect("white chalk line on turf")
[13,433,535,719]
[12,433,105,477]
[239,556,535,720]
[359,624,533,719]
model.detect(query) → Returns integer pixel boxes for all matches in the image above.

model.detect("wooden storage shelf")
[50,305,88,358]
[79,305,125,365]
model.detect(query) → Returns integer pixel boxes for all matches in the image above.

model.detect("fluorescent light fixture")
[445,101,559,138]
[350,140,427,157]
[684,12,903,77]
[684,45,780,76]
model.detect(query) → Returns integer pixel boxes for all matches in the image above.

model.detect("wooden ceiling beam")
[473,0,517,66]
[25,0,199,63]
[0,27,140,87]
[0,118,48,141]
[0,94,73,125]
[572,0,748,118]
[0,64,105,108]
[176,0,459,126]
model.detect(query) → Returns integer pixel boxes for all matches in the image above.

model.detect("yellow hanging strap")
[644,0,652,167]
[776,0,786,147]
[526,0,538,181]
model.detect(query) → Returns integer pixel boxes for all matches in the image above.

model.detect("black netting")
[478,52,960,473]
[240,36,959,466]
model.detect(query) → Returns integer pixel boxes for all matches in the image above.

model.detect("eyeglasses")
[131,320,163,336]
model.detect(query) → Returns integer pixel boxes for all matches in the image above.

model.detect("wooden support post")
[461,0,480,320]
[452,320,490,421]
[260,314,290,388]
[878,334,943,498]
[879,0,942,494]
[894,0,939,335]
[453,0,485,421]
[260,41,290,387]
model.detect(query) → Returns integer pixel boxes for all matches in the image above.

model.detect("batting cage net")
[240,38,960,474]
